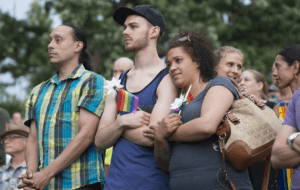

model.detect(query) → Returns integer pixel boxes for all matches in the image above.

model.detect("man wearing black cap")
[95,4,178,190]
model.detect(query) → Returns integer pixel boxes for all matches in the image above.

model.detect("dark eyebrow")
[124,22,139,27]
[173,56,183,60]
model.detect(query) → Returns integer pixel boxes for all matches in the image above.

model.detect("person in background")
[11,112,24,125]
[240,69,277,109]
[0,108,10,167]
[0,122,28,190]
[216,46,244,83]
[112,57,134,79]
[239,69,277,189]
[271,44,300,190]
[18,24,106,190]
[268,84,280,103]
[272,64,293,104]
[105,57,134,177]
[151,30,253,190]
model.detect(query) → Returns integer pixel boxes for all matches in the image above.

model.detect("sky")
[0,0,62,100]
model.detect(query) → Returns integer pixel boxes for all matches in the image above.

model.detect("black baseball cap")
[113,4,166,36]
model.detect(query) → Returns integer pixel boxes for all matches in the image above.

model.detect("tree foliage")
[1,0,300,104]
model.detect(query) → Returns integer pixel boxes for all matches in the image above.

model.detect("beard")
[125,33,149,52]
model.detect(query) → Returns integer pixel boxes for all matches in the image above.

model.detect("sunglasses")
[0,135,24,145]
[177,36,191,42]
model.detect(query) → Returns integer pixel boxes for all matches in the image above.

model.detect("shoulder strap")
[227,78,265,109]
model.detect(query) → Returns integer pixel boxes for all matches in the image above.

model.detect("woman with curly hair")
[149,30,253,189]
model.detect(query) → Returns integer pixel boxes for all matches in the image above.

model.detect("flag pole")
[178,84,192,115]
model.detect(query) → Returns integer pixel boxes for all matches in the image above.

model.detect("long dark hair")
[278,44,300,71]
[63,23,92,71]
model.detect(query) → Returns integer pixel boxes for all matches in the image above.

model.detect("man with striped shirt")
[18,24,106,190]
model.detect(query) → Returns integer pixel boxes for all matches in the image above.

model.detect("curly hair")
[166,30,217,82]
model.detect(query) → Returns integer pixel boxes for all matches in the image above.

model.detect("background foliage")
[0,0,300,115]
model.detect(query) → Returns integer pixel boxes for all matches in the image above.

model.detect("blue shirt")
[105,68,170,190]
[25,64,106,190]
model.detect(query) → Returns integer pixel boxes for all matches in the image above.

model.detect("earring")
[295,74,298,82]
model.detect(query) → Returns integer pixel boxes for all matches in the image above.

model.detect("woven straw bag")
[216,79,282,190]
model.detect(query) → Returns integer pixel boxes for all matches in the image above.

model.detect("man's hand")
[120,111,151,129]
[153,113,182,140]
[18,171,51,190]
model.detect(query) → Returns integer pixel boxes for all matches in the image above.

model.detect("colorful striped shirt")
[24,64,106,190]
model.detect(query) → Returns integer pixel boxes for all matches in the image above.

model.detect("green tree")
[0,0,53,114]
[53,0,222,79]
[0,0,54,89]
[212,0,300,83]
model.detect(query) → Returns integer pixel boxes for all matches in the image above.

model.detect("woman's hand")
[154,113,182,140]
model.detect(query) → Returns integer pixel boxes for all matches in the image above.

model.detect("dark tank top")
[104,68,170,190]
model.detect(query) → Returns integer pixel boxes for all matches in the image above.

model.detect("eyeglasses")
[0,136,24,145]
[177,36,191,42]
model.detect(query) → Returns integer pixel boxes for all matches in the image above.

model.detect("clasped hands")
[143,113,182,141]
[17,169,51,190]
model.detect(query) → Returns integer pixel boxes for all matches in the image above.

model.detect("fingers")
[168,113,182,120]
[22,178,34,185]
[143,128,155,139]
[18,173,28,179]
[17,182,32,189]
[27,169,33,179]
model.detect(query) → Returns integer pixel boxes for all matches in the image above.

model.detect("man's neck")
[134,46,164,70]
[10,153,25,169]
[57,61,80,82]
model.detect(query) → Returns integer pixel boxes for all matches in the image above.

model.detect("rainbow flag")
[186,92,194,104]
[177,92,194,111]
[116,88,139,113]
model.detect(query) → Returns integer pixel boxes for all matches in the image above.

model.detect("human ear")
[257,82,263,91]
[75,41,84,53]
[149,26,160,39]
[293,61,300,75]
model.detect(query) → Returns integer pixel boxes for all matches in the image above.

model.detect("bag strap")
[217,139,271,190]
[217,138,237,190]
[227,78,265,109]
[262,157,271,190]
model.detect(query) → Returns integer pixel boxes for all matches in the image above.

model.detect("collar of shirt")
[50,64,85,84]
[4,161,26,171]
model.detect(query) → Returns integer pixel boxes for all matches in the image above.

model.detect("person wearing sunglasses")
[151,30,253,190]
[0,122,29,190]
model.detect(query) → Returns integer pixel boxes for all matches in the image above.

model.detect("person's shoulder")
[30,80,50,95]
[209,76,233,87]
[82,70,105,82]
[293,88,300,97]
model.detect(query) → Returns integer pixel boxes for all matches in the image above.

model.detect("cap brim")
[113,7,144,26]
[0,130,29,140]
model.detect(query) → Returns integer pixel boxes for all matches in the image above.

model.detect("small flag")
[186,92,194,104]
[116,88,139,113]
